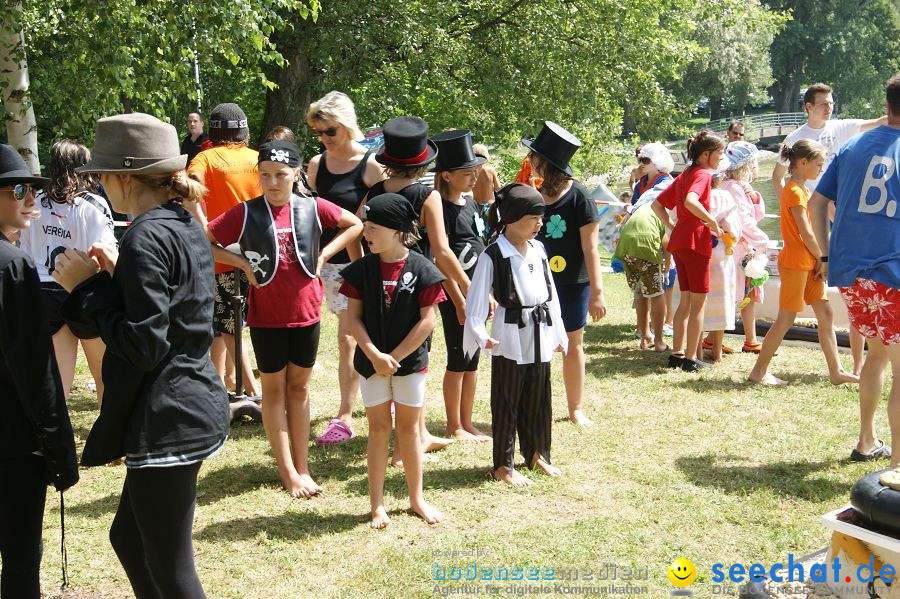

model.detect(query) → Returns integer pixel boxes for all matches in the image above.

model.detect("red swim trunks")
[839,278,900,346]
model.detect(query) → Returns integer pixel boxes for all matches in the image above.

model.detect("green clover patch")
[546,214,567,239]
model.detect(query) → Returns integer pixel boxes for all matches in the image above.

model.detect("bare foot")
[654,342,670,352]
[284,473,323,499]
[462,424,491,442]
[531,456,561,477]
[370,505,390,529]
[390,456,403,468]
[447,427,479,443]
[569,410,594,427]
[830,371,860,385]
[492,466,532,487]
[410,500,443,525]
[392,454,438,469]
[639,336,653,350]
[748,372,787,386]
[424,434,454,453]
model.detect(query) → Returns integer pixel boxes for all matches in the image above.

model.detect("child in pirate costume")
[340,193,447,527]
[430,129,491,443]
[463,183,568,486]
[206,141,363,499]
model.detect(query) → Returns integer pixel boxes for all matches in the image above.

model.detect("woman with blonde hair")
[306,91,386,446]
[53,113,229,598]
[472,142,501,207]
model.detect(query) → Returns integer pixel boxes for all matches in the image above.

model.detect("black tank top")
[316,148,374,264]
[368,181,433,260]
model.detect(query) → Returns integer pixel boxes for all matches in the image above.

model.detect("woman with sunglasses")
[0,144,79,598]
[19,140,116,408]
[632,142,674,204]
[305,91,386,446]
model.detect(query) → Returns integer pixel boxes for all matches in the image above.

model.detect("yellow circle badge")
[667,558,696,587]
[549,255,567,273]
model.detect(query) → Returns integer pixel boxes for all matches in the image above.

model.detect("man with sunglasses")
[0,143,79,598]
[726,121,746,142]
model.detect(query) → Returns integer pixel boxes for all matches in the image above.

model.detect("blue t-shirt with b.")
[816,125,900,289]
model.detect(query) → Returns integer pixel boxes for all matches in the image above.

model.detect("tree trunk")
[709,96,723,121]
[771,55,804,114]
[0,2,39,173]
[620,101,635,137]
[261,32,314,153]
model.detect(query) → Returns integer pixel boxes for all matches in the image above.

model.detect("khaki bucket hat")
[77,112,187,174]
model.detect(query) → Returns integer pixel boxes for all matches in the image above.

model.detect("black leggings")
[110,462,206,599]
[0,454,48,599]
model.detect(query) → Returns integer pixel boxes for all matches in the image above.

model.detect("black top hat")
[0,145,49,188]
[375,116,439,169]
[521,121,581,176]
[429,130,487,172]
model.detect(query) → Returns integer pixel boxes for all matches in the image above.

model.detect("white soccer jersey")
[20,191,117,283]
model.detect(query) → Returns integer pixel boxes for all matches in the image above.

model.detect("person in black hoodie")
[52,113,228,599]
[0,144,79,599]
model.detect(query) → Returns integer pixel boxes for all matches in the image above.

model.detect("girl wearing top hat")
[363,117,479,460]
[0,144,78,599]
[463,183,568,485]
[430,129,492,442]
[207,140,363,499]
[340,193,447,527]
[526,121,606,427]
[52,113,229,598]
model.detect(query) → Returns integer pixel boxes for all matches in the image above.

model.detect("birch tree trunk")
[0,1,39,173]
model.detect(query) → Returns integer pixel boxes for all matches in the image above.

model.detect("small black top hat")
[429,130,487,172]
[375,116,439,169]
[522,121,581,176]
[0,144,49,188]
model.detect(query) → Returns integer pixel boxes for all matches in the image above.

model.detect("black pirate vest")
[483,241,554,365]
[239,194,321,286]
[340,251,445,378]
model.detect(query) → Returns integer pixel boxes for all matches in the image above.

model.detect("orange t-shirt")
[778,178,816,271]
[188,145,262,273]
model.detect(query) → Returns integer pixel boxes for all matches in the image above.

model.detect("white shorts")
[359,372,427,409]
[319,262,349,314]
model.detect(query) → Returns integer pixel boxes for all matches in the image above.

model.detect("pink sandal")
[315,419,354,446]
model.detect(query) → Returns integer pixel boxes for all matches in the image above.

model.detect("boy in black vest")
[340,193,447,528]
[463,183,569,486]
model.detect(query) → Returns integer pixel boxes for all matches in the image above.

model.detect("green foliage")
[22,0,317,162]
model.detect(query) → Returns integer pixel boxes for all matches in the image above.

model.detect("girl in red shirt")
[652,130,725,372]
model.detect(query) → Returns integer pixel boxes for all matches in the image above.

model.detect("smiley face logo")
[667,558,696,587]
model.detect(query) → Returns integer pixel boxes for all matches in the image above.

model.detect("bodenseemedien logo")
[667,558,696,596]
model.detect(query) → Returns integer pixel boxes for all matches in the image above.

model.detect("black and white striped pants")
[490,355,552,470]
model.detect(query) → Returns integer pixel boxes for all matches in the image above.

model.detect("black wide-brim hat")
[0,145,50,188]
[521,120,581,176]
[375,116,439,169]
[429,129,487,172]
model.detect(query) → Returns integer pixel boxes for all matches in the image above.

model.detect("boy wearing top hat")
[430,129,492,442]
[527,121,606,427]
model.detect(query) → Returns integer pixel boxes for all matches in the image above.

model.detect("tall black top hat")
[429,130,487,172]
[375,116,439,169]
[0,144,49,187]
[521,121,581,176]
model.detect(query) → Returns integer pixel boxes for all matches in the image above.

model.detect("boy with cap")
[206,140,363,499]
[464,183,568,486]
[340,193,447,527]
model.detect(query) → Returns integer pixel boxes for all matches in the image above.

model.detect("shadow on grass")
[68,491,121,518]
[196,509,362,542]
[676,453,847,501]
[341,464,489,497]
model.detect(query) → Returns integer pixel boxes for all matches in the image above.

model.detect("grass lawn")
[39,273,892,598]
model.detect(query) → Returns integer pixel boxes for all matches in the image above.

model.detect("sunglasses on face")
[732,131,745,137]
[311,126,339,138]
[638,157,652,165]
[4,183,32,201]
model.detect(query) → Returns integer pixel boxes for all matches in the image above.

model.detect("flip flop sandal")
[315,419,355,446]
[742,342,762,354]
[850,439,892,462]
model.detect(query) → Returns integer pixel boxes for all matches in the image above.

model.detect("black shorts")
[249,323,320,373]
[438,299,479,372]
[40,283,68,336]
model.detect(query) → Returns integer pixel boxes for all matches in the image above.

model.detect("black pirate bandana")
[258,141,301,167]
[363,192,416,233]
